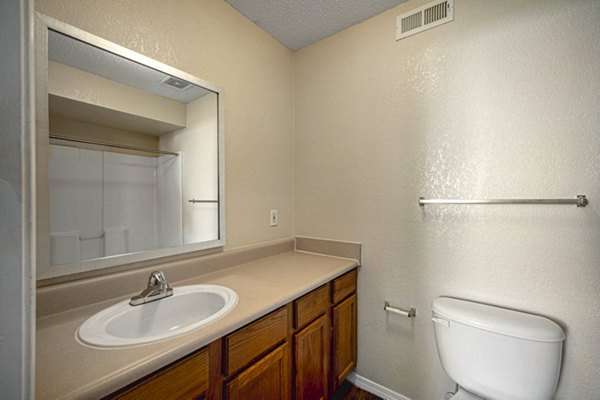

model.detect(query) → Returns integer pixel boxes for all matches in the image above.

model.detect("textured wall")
[36,0,295,249]
[294,0,600,399]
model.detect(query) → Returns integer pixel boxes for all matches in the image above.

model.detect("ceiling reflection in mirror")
[45,29,223,274]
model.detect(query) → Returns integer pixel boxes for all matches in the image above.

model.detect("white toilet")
[432,297,565,400]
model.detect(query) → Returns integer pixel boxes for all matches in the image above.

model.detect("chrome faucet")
[129,271,173,306]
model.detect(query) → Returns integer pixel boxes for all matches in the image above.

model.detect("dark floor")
[332,380,383,400]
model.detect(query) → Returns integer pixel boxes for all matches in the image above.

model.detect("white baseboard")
[345,372,412,400]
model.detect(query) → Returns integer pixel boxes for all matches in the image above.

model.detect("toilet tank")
[432,297,565,400]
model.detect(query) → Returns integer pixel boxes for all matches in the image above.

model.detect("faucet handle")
[149,271,169,289]
[130,271,172,306]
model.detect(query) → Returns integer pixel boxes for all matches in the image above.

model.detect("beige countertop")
[36,251,358,399]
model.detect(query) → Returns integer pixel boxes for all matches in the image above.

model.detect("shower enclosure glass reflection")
[50,145,188,265]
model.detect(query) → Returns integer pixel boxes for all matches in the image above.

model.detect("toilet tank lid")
[432,297,565,342]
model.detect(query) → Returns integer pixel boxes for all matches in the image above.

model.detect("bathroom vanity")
[110,269,356,400]
[36,245,358,399]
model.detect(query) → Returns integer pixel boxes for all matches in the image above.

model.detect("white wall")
[294,0,600,399]
[0,0,34,397]
[160,93,219,244]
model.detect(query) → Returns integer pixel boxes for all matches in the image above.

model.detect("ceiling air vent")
[396,0,454,41]
[161,76,192,90]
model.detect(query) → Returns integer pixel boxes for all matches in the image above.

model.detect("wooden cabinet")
[294,284,329,329]
[332,294,357,390]
[108,347,209,400]
[226,343,291,400]
[107,268,357,400]
[294,314,329,400]
[224,306,288,375]
[332,269,357,304]
[331,270,358,392]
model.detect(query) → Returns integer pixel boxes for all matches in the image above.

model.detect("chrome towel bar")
[188,199,219,204]
[384,300,416,318]
[419,195,588,207]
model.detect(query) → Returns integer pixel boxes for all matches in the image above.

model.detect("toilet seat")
[449,388,485,400]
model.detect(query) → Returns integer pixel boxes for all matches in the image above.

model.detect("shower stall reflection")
[49,143,217,266]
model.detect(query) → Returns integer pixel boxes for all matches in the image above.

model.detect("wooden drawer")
[332,269,357,304]
[294,284,329,329]
[111,347,209,400]
[225,306,288,375]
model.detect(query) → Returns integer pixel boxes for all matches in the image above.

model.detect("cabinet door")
[226,342,291,400]
[110,348,209,400]
[295,314,329,400]
[332,294,357,390]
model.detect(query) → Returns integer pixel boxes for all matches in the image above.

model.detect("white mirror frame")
[35,13,225,280]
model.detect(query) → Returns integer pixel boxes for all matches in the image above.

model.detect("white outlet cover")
[270,210,278,226]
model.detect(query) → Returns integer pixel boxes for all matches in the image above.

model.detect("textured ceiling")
[48,30,211,103]
[226,0,408,50]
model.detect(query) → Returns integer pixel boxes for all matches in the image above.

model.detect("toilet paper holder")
[384,300,416,318]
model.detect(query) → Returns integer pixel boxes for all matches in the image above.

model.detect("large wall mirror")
[35,14,225,280]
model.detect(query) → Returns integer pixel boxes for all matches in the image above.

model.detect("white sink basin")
[78,285,238,347]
